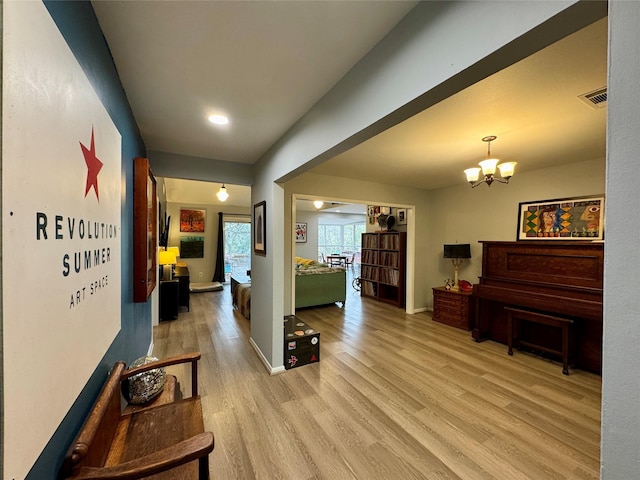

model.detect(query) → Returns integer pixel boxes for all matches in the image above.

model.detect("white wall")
[294,210,320,260]
[601,2,640,478]
[295,210,366,261]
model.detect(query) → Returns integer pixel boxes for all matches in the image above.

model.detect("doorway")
[224,217,251,282]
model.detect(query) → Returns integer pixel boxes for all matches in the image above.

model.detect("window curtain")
[212,212,225,282]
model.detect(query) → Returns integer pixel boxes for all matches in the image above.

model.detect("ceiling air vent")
[578,87,607,109]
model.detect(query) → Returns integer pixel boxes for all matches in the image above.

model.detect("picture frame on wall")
[180,208,205,232]
[397,208,407,225]
[133,157,157,302]
[295,222,307,243]
[254,200,266,255]
[517,195,605,240]
[180,236,205,258]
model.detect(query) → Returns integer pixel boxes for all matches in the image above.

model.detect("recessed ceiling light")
[208,114,229,125]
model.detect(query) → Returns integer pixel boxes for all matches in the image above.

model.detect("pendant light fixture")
[464,136,517,187]
[217,184,229,202]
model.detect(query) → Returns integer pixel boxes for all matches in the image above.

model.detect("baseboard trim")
[249,337,285,375]
[413,307,428,313]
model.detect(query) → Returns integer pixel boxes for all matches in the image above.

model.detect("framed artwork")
[180,208,205,232]
[133,157,157,302]
[517,195,604,240]
[295,222,307,243]
[254,200,266,255]
[397,208,407,226]
[180,236,205,258]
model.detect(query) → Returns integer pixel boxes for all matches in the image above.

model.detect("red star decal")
[80,127,103,201]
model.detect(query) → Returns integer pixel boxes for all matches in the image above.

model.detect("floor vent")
[578,87,607,109]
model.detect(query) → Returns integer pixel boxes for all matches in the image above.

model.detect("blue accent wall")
[26,2,151,477]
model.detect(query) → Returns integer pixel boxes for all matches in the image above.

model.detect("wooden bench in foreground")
[59,352,214,479]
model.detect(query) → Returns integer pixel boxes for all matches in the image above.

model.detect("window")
[318,222,366,261]
[224,218,251,280]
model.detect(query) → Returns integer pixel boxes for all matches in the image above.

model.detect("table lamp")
[443,244,471,291]
[158,250,177,281]
[167,246,181,266]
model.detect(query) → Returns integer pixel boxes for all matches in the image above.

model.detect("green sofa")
[295,265,346,309]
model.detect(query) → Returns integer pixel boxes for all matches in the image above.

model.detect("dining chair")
[344,253,355,267]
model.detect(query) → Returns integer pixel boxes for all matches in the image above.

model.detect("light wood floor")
[153,284,602,480]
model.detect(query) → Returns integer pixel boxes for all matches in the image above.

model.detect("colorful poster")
[518,196,604,240]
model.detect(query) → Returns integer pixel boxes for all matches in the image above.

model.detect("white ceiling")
[313,17,608,190]
[92,2,607,205]
[92,0,417,164]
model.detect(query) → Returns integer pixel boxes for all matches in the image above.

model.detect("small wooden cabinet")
[432,287,473,330]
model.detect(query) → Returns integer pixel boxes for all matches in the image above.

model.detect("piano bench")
[505,307,574,375]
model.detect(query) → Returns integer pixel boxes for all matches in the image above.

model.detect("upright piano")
[473,241,603,373]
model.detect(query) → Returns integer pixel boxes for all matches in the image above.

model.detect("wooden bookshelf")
[360,232,406,308]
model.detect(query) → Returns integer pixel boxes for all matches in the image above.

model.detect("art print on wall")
[254,201,266,255]
[180,208,205,232]
[180,236,205,258]
[517,196,604,240]
[396,208,407,225]
[295,222,307,243]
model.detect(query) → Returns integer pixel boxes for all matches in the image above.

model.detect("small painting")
[180,236,205,258]
[180,209,205,232]
[517,196,604,240]
[397,208,407,225]
[295,222,307,243]
[254,201,266,255]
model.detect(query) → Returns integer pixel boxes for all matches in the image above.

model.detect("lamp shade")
[443,244,471,259]
[497,161,517,178]
[479,158,499,175]
[464,167,481,183]
[158,250,177,266]
[167,246,180,258]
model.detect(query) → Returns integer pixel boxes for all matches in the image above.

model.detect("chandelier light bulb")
[464,167,481,183]
[479,158,499,175]
[497,161,517,178]
[208,114,229,125]
[217,184,229,201]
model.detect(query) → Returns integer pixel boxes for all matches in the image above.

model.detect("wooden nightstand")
[432,287,474,330]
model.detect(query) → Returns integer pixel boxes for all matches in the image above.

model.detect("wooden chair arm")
[67,431,214,480]
[121,352,200,396]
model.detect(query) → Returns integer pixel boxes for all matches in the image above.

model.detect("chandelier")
[464,136,516,187]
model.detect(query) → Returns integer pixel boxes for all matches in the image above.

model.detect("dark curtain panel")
[212,212,225,282]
